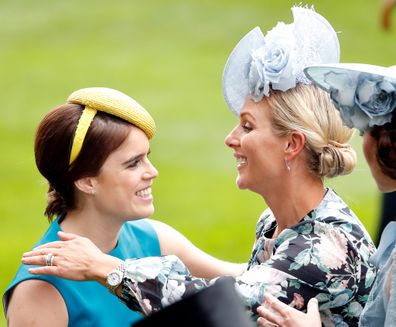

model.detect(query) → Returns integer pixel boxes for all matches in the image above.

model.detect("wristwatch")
[105,262,125,294]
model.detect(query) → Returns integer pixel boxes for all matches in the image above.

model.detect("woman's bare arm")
[149,219,246,279]
[7,280,68,327]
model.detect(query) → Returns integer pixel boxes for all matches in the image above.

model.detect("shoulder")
[146,219,182,236]
[278,219,372,260]
[314,189,358,222]
[146,219,190,254]
[119,219,161,256]
[6,279,68,326]
[371,222,396,268]
[122,218,159,240]
[136,219,180,242]
[312,189,374,245]
[4,221,64,309]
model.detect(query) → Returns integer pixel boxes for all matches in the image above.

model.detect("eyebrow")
[122,149,151,166]
[240,112,255,121]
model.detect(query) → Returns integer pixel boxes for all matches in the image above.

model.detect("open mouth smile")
[136,186,152,198]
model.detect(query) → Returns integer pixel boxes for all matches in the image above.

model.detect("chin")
[134,206,155,219]
[378,184,396,193]
[236,177,248,190]
[374,176,396,193]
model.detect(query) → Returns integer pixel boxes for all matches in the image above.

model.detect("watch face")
[107,271,122,287]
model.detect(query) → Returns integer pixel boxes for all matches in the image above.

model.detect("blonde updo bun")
[267,84,357,178]
[317,143,357,178]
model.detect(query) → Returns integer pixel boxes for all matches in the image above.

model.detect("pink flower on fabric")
[257,239,276,263]
[315,226,348,270]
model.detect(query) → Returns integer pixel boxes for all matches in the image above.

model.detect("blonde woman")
[257,64,396,327]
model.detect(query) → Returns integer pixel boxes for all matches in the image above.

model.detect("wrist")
[105,261,126,294]
[93,255,123,286]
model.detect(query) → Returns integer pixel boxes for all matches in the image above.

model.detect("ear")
[284,131,306,160]
[74,177,97,195]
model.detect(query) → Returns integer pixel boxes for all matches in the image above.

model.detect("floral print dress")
[118,189,376,327]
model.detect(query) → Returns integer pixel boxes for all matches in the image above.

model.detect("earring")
[285,159,291,172]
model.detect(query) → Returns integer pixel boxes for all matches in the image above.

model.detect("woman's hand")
[22,231,122,284]
[256,293,321,327]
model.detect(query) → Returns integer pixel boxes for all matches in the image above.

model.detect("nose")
[225,125,240,149]
[143,160,159,180]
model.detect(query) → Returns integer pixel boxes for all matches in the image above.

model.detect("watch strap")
[105,262,126,294]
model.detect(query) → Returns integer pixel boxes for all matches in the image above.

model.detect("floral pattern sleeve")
[118,189,376,327]
[118,255,212,315]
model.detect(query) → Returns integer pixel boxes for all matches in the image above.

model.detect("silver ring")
[45,253,55,266]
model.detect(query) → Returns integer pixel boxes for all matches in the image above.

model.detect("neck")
[60,207,124,253]
[262,174,325,236]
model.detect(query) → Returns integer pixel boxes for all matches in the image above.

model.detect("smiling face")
[224,98,288,195]
[91,125,158,220]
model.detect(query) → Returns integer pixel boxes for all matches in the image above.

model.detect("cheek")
[122,173,141,191]
[240,134,258,153]
[362,134,378,170]
[362,137,371,162]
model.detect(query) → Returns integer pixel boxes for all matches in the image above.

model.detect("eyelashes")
[242,122,253,132]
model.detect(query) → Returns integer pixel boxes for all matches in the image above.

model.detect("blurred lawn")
[1,0,395,325]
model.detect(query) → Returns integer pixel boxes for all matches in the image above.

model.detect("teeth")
[237,157,247,165]
[136,187,152,197]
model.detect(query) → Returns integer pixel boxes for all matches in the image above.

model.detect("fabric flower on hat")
[356,75,396,117]
[324,71,396,133]
[222,6,340,115]
[248,22,297,101]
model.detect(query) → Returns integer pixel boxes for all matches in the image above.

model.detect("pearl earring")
[285,159,291,172]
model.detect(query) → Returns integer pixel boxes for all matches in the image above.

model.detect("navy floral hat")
[304,63,396,134]
[222,6,340,116]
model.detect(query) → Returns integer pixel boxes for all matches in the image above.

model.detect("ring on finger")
[45,253,55,266]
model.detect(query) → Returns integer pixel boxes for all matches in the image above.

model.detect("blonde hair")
[266,84,356,178]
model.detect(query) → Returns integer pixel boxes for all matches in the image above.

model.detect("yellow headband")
[67,87,156,166]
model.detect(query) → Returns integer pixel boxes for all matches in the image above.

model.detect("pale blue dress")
[360,221,396,327]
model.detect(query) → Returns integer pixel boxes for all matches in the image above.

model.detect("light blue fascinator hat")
[304,63,396,133]
[222,6,340,116]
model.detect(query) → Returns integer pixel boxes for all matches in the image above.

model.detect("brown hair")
[34,104,131,221]
[370,114,396,179]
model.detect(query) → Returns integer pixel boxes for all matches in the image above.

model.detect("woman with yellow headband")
[3,87,244,326]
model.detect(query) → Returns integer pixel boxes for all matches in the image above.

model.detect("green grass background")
[1,0,395,324]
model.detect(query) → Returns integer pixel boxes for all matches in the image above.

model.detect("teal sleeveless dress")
[3,218,160,326]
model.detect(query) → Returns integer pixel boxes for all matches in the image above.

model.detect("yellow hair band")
[67,87,156,166]
[69,106,97,165]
